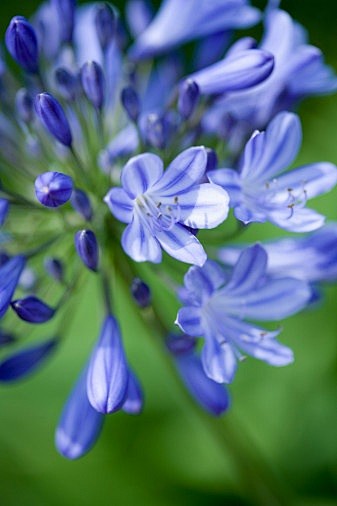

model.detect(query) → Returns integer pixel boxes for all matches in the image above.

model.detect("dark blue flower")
[70,189,93,221]
[5,16,39,73]
[35,93,73,147]
[0,255,25,318]
[81,61,105,110]
[74,230,99,272]
[35,171,73,208]
[11,296,55,324]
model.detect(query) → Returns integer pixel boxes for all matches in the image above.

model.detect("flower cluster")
[0,0,336,459]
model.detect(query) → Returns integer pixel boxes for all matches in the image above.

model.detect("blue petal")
[0,255,25,318]
[151,147,207,196]
[87,315,129,414]
[176,353,230,415]
[121,213,162,263]
[0,199,9,226]
[0,338,57,382]
[240,112,302,181]
[177,183,229,229]
[175,306,203,336]
[104,187,134,224]
[268,207,325,233]
[201,337,237,384]
[225,244,267,294]
[183,260,227,298]
[187,49,274,95]
[122,369,144,415]
[55,367,104,459]
[207,169,241,206]
[156,224,206,266]
[121,153,163,198]
[274,162,337,199]
[129,0,260,59]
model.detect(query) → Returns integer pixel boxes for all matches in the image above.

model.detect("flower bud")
[11,295,55,323]
[35,93,73,147]
[35,171,73,208]
[0,252,10,267]
[70,189,93,221]
[0,199,9,226]
[94,2,117,50]
[130,278,151,308]
[0,255,25,318]
[0,330,15,347]
[74,230,99,272]
[44,257,64,282]
[15,89,34,124]
[122,370,144,415]
[52,0,75,44]
[166,334,197,356]
[205,148,218,173]
[5,16,39,73]
[80,61,105,110]
[178,79,199,120]
[55,67,79,101]
[0,338,57,382]
[55,366,104,459]
[142,113,167,149]
[121,86,140,121]
[87,315,129,414]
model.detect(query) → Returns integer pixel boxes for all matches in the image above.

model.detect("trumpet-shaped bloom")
[176,245,311,383]
[219,223,337,284]
[105,147,230,265]
[129,0,260,59]
[208,112,337,232]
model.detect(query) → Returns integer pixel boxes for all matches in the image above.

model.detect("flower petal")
[178,184,230,229]
[122,214,162,263]
[201,337,237,384]
[151,147,207,196]
[156,224,206,266]
[121,153,164,198]
[0,255,26,318]
[269,207,326,233]
[104,187,134,223]
[175,306,203,336]
[122,369,144,415]
[225,244,267,294]
[274,162,337,199]
[207,168,242,206]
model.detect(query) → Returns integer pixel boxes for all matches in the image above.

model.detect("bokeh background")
[0,1,337,505]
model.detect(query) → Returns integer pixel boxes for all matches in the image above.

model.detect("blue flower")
[105,147,230,265]
[129,0,260,59]
[0,255,25,318]
[176,245,311,383]
[219,223,337,284]
[208,112,337,232]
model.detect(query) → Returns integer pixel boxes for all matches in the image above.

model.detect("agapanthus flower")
[0,0,335,463]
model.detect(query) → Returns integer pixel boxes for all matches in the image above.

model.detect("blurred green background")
[1,1,337,505]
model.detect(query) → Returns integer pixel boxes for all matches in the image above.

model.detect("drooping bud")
[130,278,151,308]
[15,89,34,124]
[80,61,105,110]
[44,257,64,282]
[94,2,117,50]
[122,369,144,415]
[52,0,75,44]
[87,315,129,414]
[166,333,197,356]
[0,338,57,382]
[35,171,73,208]
[11,295,55,323]
[35,93,73,147]
[5,16,39,73]
[0,255,25,318]
[0,199,9,226]
[70,189,93,221]
[121,86,140,121]
[54,67,79,101]
[178,79,199,120]
[55,366,104,459]
[74,230,99,272]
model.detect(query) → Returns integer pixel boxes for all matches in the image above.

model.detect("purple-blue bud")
[131,278,151,308]
[121,86,140,121]
[0,252,10,267]
[166,334,197,356]
[52,0,75,44]
[55,366,104,459]
[74,230,99,272]
[15,88,34,123]
[0,338,57,382]
[35,93,73,147]
[94,2,117,50]
[0,255,25,318]
[142,113,167,149]
[70,189,93,221]
[178,79,200,120]
[122,370,144,415]
[87,315,129,414]
[0,330,15,347]
[5,16,39,73]
[44,257,64,282]
[0,199,9,226]
[11,295,55,323]
[80,61,105,110]
[205,148,218,173]
[54,67,79,101]
[35,171,73,208]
